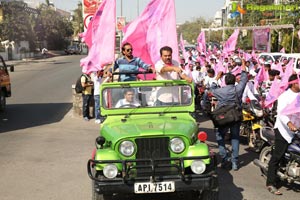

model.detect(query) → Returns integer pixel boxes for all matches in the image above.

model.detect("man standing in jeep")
[155,46,192,105]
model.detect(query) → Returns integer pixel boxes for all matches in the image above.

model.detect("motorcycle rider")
[266,74,300,195]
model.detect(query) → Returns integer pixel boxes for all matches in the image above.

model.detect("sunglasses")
[125,48,133,52]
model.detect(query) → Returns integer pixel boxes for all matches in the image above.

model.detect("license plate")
[134,181,175,194]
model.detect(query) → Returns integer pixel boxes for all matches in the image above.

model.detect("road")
[0,55,299,200]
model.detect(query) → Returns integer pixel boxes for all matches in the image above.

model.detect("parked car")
[279,53,300,73]
[87,73,219,200]
[65,45,81,55]
[0,55,14,111]
[257,52,283,64]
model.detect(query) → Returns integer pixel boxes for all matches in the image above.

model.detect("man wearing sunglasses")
[112,42,152,81]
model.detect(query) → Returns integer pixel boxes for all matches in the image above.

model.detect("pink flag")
[264,79,284,107]
[281,94,300,115]
[180,33,189,61]
[243,52,251,61]
[223,29,240,53]
[280,59,294,90]
[214,61,226,75]
[298,30,300,40]
[271,62,283,75]
[80,0,116,73]
[251,49,257,61]
[231,66,242,76]
[197,31,206,53]
[122,0,178,66]
[254,65,267,89]
[280,47,285,53]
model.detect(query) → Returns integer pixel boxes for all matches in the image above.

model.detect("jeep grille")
[135,137,175,176]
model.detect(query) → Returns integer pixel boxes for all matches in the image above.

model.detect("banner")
[82,0,102,31]
[252,28,271,52]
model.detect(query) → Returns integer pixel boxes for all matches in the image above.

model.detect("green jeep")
[87,78,218,200]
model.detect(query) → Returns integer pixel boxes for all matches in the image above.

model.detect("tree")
[0,1,36,50]
[35,5,74,49]
[72,2,84,38]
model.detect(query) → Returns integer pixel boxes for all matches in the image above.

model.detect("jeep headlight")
[119,140,135,157]
[103,164,118,179]
[170,138,185,153]
[191,160,206,174]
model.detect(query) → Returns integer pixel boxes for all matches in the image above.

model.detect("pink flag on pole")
[231,66,242,76]
[197,31,206,53]
[243,52,251,61]
[271,62,283,75]
[280,47,285,53]
[280,59,294,90]
[254,65,267,89]
[251,49,257,61]
[122,0,178,66]
[264,79,284,107]
[180,33,189,61]
[214,61,226,75]
[298,30,300,40]
[80,0,116,73]
[281,94,300,115]
[223,29,240,53]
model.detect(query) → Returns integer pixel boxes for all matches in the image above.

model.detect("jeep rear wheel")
[0,89,6,112]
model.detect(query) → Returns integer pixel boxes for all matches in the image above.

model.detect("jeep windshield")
[100,80,194,115]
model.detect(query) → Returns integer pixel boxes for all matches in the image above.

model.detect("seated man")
[115,88,140,108]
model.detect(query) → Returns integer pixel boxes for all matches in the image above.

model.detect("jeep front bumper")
[87,155,218,194]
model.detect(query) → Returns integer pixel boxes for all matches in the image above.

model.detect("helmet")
[233,57,242,66]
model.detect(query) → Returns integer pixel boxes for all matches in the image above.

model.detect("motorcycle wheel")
[259,146,272,177]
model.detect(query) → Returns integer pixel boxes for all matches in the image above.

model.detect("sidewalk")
[5,50,66,66]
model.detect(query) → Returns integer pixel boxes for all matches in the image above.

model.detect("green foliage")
[0,1,35,49]
[0,1,74,50]
[72,2,84,38]
[36,7,74,49]
[177,17,211,44]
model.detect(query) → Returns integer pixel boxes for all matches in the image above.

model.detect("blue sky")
[45,0,225,23]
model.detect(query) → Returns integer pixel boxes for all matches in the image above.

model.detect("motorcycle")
[253,130,300,184]
[240,98,264,151]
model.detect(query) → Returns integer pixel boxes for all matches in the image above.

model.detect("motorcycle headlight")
[254,109,264,117]
[191,160,206,174]
[103,164,118,179]
[170,138,185,153]
[119,140,135,157]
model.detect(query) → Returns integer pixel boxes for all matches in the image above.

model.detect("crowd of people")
[79,42,299,195]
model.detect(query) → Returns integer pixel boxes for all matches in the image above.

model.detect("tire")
[92,180,113,200]
[200,179,219,200]
[200,188,219,200]
[259,146,272,177]
[0,89,6,112]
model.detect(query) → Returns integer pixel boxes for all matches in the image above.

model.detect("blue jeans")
[94,95,101,120]
[216,121,241,165]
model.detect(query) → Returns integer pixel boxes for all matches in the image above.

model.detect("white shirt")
[274,89,300,143]
[203,76,216,88]
[191,70,201,84]
[115,99,140,108]
[155,59,180,81]
[155,59,180,103]
[242,80,259,102]
[91,72,102,96]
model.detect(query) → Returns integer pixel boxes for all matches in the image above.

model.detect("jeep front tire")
[0,89,6,112]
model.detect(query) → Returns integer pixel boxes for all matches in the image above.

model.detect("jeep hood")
[101,114,198,143]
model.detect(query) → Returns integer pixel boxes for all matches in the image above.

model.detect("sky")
[35,0,225,23]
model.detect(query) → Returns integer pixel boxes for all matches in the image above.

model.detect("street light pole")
[137,0,139,16]
[121,0,123,16]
